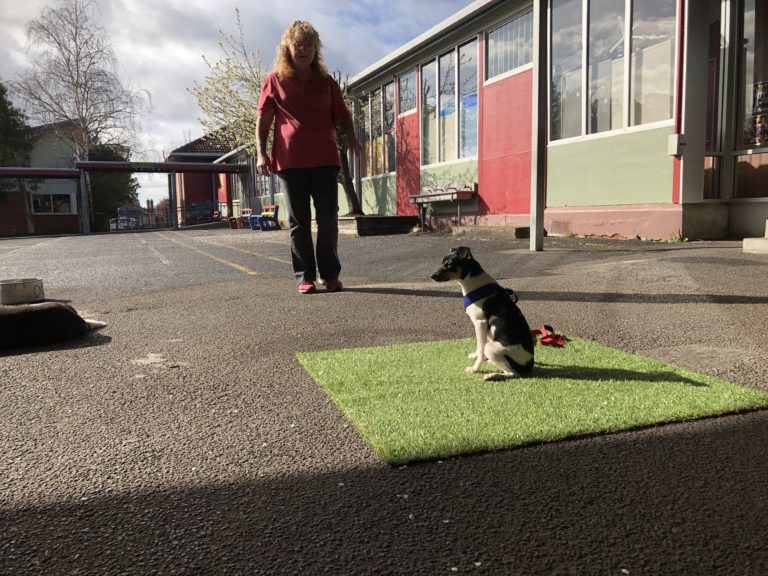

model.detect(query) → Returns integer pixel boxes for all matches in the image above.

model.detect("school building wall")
[544,126,683,239]
[0,130,82,237]
[344,0,768,240]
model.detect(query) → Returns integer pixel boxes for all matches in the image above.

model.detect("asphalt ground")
[1,228,767,575]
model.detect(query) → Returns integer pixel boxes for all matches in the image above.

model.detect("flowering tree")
[189,8,263,153]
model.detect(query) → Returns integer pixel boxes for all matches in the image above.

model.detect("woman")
[256,20,361,294]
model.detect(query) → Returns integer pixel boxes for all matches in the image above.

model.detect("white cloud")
[0,0,473,204]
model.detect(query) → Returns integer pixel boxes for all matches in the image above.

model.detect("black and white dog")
[0,302,106,350]
[432,247,534,380]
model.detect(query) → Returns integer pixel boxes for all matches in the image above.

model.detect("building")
[345,0,768,240]
[166,133,236,224]
[0,122,81,237]
[214,143,277,218]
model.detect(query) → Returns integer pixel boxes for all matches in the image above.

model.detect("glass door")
[734,0,768,199]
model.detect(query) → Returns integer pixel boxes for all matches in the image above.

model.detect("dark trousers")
[277,166,341,283]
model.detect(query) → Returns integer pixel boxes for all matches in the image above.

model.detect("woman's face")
[289,37,316,71]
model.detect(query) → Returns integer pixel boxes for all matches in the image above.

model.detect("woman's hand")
[255,110,275,175]
[340,116,363,157]
[256,153,271,175]
[346,135,363,157]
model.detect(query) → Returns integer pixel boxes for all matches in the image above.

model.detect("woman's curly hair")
[274,20,330,79]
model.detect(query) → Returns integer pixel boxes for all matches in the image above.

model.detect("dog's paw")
[468,351,479,359]
[483,372,517,381]
[465,366,481,374]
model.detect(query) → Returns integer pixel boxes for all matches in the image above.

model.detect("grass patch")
[297,338,768,464]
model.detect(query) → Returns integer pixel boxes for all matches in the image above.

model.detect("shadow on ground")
[2,412,766,575]
[532,363,709,386]
[344,286,768,306]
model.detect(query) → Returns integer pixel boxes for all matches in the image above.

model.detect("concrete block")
[743,237,768,254]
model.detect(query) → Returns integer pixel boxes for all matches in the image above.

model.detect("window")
[459,40,479,157]
[371,88,383,175]
[32,193,73,214]
[439,51,457,163]
[398,70,417,114]
[421,60,438,165]
[359,83,396,178]
[735,0,768,198]
[630,0,676,126]
[551,0,583,140]
[737,0,768,151]
[551,0,676,141]
[486,11,533,80]
[384,82,396,173]
[361,99,371,177]
[588,0,624,134]
[420,40,478,165]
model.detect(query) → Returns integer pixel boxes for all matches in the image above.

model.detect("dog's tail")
[83,319,107,331]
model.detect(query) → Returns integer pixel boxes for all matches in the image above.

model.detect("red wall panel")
[182,173,214,205]
[0,193,31,236]
[217,174,228,205]
[479,69,533,215]
[395,113,420,216]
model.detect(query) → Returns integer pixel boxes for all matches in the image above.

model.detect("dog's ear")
[456,247,473,260]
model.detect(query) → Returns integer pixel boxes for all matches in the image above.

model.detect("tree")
[88,143,140,216]
[154,197,170,226]
[333,72,364,215]
[0,82,36,232]
[0,83,34,178]
[189,8,263,152]
[10,0,147,162]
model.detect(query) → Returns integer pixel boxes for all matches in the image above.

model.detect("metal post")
[719,0,737,202]
[169,171,179,229]
[79,169,91,234]
[530,0,547,251]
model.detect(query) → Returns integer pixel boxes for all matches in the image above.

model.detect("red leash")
[531,325,566,347]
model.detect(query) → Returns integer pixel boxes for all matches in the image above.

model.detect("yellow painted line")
[159,233,259,276]
[196,239,293,265]
[0,237,64,260]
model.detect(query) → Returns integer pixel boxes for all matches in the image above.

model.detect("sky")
[0,0,474,205]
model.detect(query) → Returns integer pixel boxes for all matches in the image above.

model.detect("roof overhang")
[214,142,252,163]
[75,161,249,173]
[0,167,80,179]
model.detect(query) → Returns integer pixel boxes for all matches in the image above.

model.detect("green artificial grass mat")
[297,337,768,464]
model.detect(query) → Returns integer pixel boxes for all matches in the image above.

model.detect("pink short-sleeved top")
[258,71,351,172]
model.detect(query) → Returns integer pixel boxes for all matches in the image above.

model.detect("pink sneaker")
[298,280,316,294]
[324,278,343,292]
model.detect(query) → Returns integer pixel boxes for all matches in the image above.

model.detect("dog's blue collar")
[463,283,505,309]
